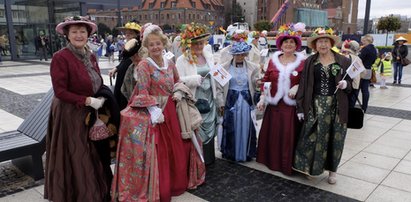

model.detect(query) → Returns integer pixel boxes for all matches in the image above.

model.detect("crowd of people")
[44,15,409,202]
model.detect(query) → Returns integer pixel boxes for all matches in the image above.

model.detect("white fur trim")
[264,51,305,106]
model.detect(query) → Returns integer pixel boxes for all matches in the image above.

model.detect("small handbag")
[195,98,211,114]
[89,111,114,141]
[370,69,377,84]
[401,57,411,66]
[348,94,364,129]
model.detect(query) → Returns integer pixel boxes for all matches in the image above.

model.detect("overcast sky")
[357,0,411,19]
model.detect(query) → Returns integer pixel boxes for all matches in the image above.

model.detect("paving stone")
[188,159,358,202]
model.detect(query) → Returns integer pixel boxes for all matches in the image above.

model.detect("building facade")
[236,0,257,29]
[90,0,225,33]
[0,0,140,61]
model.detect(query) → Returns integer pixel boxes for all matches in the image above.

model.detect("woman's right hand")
[108,67,117,78]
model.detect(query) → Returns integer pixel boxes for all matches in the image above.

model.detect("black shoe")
[393,81,397,84]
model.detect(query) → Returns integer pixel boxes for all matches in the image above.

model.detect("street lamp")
[117,0,122,26]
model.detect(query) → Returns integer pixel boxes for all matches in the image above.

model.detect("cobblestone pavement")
[1,59,411,201]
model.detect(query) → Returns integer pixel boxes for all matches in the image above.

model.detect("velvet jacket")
[296,51,352,123]
[50,48,102,107]
[261,51,305,106]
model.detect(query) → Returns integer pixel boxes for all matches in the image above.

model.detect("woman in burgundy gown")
[256,23,306,175]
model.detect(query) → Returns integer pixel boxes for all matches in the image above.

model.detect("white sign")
[164,51,175,60]
[260,48,269,57]
[346,57,365,79]
[210,64,232,86]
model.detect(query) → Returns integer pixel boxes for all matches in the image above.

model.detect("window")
[171,2,177,8]
[160,2,165,8]
[0,10,4,18]
[178,13,181,19]
[139,15,142,20]
[167,14,169,19]
[191,2,196,8]
[149,3,154,9]
[197,14,200,20]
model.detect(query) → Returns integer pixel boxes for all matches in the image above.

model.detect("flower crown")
[180,23,209,64]
[123,22,141,31]
[311,26,335,37]
[277,22,306,37]
[226,31,248,42]
[250,31,259,39]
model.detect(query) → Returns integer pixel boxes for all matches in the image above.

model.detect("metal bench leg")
[12,152,44,181]
[31,153,44,181]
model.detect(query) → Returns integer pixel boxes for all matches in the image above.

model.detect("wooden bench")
[0,89,53,180]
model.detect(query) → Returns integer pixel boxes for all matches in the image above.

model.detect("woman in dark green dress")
[293,27,352,184]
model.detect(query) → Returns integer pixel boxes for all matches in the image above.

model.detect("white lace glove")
[297,113,304,121]
[337,80,347,90]
[87,97,106,110]
[147,106,164,124]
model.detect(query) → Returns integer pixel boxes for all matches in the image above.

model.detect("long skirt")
[221,89,256,162]
[111,97,188,202]
[183,132,205,189]
[293,95,347,176]
[256,101,299,175]
[45,98,111,202]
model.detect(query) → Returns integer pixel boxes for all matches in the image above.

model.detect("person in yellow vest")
[373,52,392,89]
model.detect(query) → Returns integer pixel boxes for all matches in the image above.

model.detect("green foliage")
[376,46,394,54]
[97,23,111,36]
[377,15,401,32]
[254,20,273,31]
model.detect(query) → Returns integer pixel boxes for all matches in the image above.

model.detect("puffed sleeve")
[176,55,202,88]
[128,62,158,107]
[50,53,87,107]
[260,60,274,91]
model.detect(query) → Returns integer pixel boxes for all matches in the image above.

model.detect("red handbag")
[89,111,113,141]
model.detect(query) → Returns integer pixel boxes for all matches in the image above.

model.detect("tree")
[377,15,401,33]
[254,20,273,32]
[377,15,401,46]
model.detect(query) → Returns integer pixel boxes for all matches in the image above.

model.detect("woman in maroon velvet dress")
[256,23,305,175]
[45,16,111,201]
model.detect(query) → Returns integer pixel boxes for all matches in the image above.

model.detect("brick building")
[89,0,225,32]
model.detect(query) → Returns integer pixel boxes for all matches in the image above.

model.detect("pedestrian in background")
[357,34,377,112]
[392,36,408,85]
[340,39,362,108]
[45,16,112,202]
[35,31,48,61]
[293,27,352,184]
[256,23,305,175]
[108,21,142,110]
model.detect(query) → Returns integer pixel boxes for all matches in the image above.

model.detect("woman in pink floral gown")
[111,24,188,202]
